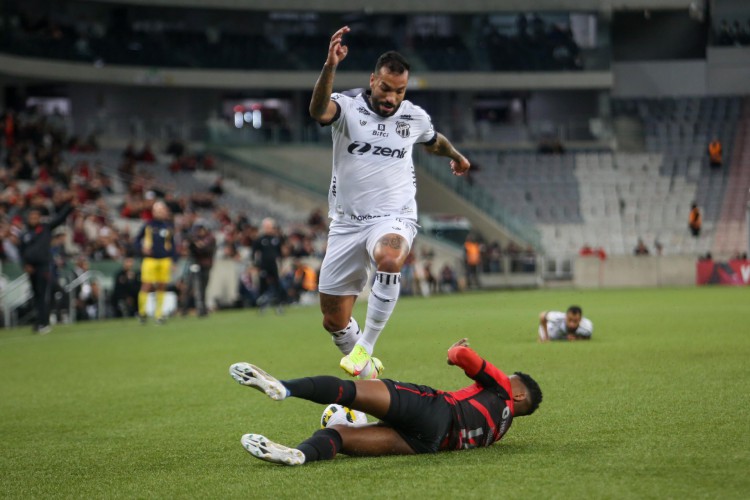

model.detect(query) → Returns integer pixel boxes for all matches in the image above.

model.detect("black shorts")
[381,379,453,454]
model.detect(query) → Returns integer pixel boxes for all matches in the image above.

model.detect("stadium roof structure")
[84,0,703,13]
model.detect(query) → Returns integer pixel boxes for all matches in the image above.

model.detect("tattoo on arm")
[309,65,336,119]
[427,133,460,160]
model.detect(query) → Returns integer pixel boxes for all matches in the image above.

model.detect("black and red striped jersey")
[438,346,515,451]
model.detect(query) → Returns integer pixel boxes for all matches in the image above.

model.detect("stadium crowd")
[1,106,479,329]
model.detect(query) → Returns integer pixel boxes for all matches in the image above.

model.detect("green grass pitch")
[2,286,749,499]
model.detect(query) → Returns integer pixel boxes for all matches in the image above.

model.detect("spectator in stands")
[654,240,663,256]
[238,264,259,308]
[400,250,418,296]
[1,218,22,263]
[422,262,438,296]
[208,176,225,196]
[699,252,713,262]
[634,238,650,256]
[71,256,99,321]
[123,141,137,162]
[307,207,327,234]
[708,137,722,169]
[579,244,594,256]
[538,306,593,342]
[112,257,140,318]
[291,258,318,304]
[521,245,537,273]
[184,222,216,317]
[4,109,16,148]
[688,203,702,237]
[487,241,502,273]
[252,217,286,311]
[463,234,482,289]
[137,141,156,163]
[136,200,177,324]
[19,195,76,334]
[440,263,459,293]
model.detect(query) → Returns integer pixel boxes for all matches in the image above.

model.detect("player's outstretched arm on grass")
[538,311,550,342]
[309,26,350,124]
[423,133,470,176]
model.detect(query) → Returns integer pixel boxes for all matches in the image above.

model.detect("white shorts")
[318,218,418,296]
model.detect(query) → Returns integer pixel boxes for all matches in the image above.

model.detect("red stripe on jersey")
[469,399,496,437]
[447,383,483,401]
[394,384,439,398]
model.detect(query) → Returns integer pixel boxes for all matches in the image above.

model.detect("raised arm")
[309,26,350,124]
[423,132,470,176]
[446,339,509,395]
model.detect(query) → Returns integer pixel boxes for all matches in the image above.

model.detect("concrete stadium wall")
[612,61,708,97]
[573,255,696,288]
[613,48,750,97]
[706,48,750,95]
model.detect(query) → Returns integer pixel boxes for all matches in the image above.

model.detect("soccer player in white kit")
[309,26,471,379]
[538,306,593,342]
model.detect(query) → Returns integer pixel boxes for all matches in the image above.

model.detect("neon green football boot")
[340,344,372,376]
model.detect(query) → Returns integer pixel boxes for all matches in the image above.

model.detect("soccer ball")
[320,404,367,428]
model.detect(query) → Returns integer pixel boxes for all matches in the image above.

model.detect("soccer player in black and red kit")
[229,339,542,465]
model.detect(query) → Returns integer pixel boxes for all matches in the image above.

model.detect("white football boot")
[241,434,305,466]
[229,363,287,401]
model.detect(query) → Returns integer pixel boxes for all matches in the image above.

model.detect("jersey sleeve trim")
[420,131,438,146]
[318,100,341,127]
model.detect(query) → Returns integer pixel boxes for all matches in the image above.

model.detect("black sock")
[297,428,343,462]
[280,376,356,406]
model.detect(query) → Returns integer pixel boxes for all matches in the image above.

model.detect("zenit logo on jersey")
[347,141,407,159]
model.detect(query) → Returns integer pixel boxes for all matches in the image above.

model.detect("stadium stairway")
[712,97,750,256]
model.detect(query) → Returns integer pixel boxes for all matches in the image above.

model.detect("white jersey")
[324,91,437,224]
[545,311,593,340]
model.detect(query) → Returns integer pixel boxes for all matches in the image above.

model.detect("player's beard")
[371,97,398,117]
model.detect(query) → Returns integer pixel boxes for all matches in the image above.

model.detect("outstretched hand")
[326,26,350,67]
[450,156,471,176]
[447,338,470,365]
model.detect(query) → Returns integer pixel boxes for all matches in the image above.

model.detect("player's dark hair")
[514,371,542,415]
[567,305,582,316]
[374,51,410,75]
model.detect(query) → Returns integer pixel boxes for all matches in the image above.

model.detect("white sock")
[330,317,361,355]
[360,272,401,355]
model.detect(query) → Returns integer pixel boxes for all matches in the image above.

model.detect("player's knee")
[375,256,402,273]
[322,316,348,333]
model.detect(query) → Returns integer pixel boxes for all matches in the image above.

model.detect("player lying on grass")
[229,339,542,465]
[538,305,593,342]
